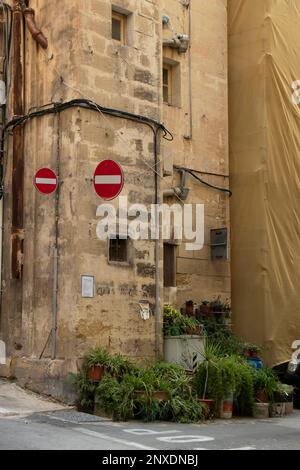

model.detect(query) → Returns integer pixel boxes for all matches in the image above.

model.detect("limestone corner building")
[0,0,229,401]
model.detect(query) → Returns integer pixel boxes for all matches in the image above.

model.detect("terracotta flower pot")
[198,398,215,418]
[87,365,105,382]
[185,303,194,316]
[256,390,268,403]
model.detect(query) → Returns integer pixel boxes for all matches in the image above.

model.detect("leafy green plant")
[193,348,256,416]
[106,354,137,379]
[151,362,192,398]
[217,356,255,416]
[68,372,97,412]
[194,341,223,400]
[85,348,110,368]
[201,317,244,356]
[253,367,279,402]
[159,396,204,423]
[96,376,136,421]
[243,343,262,354]
[163,305,201,337]
[134,395,161,422]
[274,383,294,403]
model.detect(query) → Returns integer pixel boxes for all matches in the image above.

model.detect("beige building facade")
[0,0,229,401]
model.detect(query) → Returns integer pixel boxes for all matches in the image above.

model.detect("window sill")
[107,260,131,268]
[163,102,182,110]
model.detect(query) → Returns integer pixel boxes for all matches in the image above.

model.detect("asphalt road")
[1,379,300,451]
[1,409,300,450]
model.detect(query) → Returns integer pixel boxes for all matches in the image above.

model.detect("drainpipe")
[11,0,24,279]
[51,114,60,360]
[163,169,189,200]
[184,0,193,140]
[188,1,193,138]
[0,200,2,289]
[154,128,161,359]
[21,2,48,49]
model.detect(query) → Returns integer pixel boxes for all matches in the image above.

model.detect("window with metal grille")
[109,237,128,263]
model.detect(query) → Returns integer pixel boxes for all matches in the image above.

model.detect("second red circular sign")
[94,160,124,200]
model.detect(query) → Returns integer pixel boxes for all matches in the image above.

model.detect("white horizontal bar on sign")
[95,175,121,185]
[36,178,57,185]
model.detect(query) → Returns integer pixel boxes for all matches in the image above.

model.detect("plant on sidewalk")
[193,341,223,400]
[68,372,98,413]
[159,395,205,423]
[95,376,136,421]
[218,356,255,416]
[253,367,279,402]
[106,354,137,380]
[151,362,192,397]
[193,345,256,417]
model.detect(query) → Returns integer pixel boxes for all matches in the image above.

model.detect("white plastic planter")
[164,335,205,371]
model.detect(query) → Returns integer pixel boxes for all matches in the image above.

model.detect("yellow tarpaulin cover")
[229,0,300,366]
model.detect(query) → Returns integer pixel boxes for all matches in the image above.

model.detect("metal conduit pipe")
[11,0,24,279]
[163,169,189,200]
[22,6,48,49]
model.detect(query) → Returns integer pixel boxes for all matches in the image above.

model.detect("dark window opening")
[112,12,125,43]
[164,243,176,287]
[163,65,171,104]
[109,237,128,263]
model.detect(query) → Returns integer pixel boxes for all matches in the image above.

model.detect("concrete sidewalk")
[0,378,68,417]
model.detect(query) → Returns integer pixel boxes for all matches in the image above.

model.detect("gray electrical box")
[211,228,228,261]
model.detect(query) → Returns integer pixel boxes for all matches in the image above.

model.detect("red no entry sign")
[94,160,124,200]
[34,168,58,195]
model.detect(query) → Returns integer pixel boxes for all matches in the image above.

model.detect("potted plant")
[85,348,110,382]
[193,341,223,416]
[185,300,195,317]
[243,343,262,359]
[254,367,277,401]
[163,305,202,336]
[106,354,136,380]
[270,383,294,417]
[199,300,212,317]
[95,376,136,421]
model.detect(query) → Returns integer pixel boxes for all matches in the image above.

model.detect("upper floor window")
[163,64,172,104]
[112,11,126,44]
[163,60,181,107]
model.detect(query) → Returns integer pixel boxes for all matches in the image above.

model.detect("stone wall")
[0,0,230,401]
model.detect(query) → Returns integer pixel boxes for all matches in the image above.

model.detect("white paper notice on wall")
[0,81,6,105]
[81,275,95,298]
[0,340,6,365]
[139,301,150,321]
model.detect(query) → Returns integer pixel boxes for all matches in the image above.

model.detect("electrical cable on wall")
[175,166,232,197]
[4,98,173,140]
